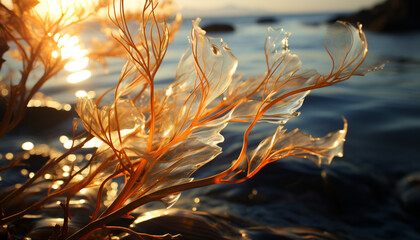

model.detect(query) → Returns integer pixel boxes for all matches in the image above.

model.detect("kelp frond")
[69,1,371,238]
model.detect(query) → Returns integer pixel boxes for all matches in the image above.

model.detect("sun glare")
[67,70,92,84]
[33,0,91,22]
[28,0,94,85]
[52,33,92,84]
[65,57,89,72]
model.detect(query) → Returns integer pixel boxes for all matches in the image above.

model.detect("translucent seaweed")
[75,12,367,213]
[0,0,377,238]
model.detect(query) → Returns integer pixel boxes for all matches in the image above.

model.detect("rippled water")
[1,13,420,239]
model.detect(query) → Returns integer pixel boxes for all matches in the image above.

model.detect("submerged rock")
[9,106,76,135]
[329,0,420,32]
[397,172,420,216]
[202,23,234,33]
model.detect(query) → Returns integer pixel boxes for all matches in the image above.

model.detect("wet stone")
[256,17,278,24]
[396,172,420,216]
[202,24,234,33]
[9,107,76,136]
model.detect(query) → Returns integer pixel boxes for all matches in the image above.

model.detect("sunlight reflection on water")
[52,33,92,84]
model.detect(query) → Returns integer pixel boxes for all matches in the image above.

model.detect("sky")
[2,0,386,18]
[174,0,385,16]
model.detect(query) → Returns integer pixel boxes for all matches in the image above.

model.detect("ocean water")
[1,13,420,239]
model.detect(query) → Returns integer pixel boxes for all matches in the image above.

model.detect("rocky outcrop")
[329,0,420,32]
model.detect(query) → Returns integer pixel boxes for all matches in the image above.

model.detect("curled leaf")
[324,21,368,79]
[245,120,348,178]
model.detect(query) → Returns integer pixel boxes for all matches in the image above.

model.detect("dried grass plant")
[0,0,376,239]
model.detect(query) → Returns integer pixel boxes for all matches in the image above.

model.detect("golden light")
[21,142,35,151]
[68,154,77,162]
[87,91,96,98]
[63,140,74,150]
[33,1,64,21]
[68,199,86,205]
[1,88,9,97]
[62,165,71,172]
[67,70,92,84]
[65,57,89,72]
[63,104,72,111]
[165,87,173,96]
[83,137,103,148]
[75,90,96,98]
[20,169,28,176]
[51,33,92,84]
[52,51,59,58]
[62,137,103,149]
[75,90,88,98]
[33,0,92,23]
[85,154,93,160]
[54,34,84,60]
[59,135,69,143]
[75,174,84,180]
[5,153,13,160]
[27,93,71,111]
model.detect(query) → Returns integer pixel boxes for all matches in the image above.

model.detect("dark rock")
[256,17,278,24]
[202,23,234,33]
[9,106,76,135]
[329,0,420,32]
[396,172,420,216]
